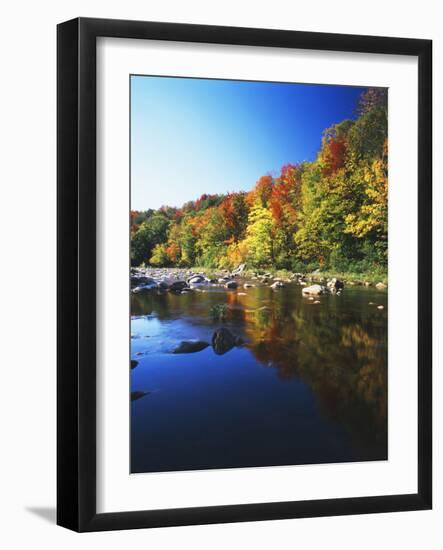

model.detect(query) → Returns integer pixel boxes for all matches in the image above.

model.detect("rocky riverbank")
[131,265,387,296]
[131,264,302,294]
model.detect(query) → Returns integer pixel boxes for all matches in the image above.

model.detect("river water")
[130,282,387,473]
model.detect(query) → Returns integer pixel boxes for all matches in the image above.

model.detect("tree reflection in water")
[131,283,387,465]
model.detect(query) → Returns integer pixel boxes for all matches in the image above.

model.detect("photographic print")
[130,75,388,474]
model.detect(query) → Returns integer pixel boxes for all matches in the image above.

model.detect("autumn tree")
[243,203,274,267]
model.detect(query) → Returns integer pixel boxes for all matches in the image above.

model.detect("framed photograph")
[57,17,432,531]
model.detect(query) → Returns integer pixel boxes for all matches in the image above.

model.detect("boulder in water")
[211,327,240,355]
[172,340,210,354]
[131,275,154,287]
[132,277,158,292]
[327,278,344,292]
[169,280,188,292]
[271,281,285,289]
[180,287,193,294]
[187,274,205,284]
[302,284,326,296]
[225,280,238,289]
[131,391,148,401]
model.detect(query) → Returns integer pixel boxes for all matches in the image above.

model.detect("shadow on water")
[130,283,387,473]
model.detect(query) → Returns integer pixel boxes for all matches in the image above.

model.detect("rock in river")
[376,282,387,290]
[302,284,327,296]
[131,275,154,287]
[169,280,188,292]
[131,391,149,401]
[212,327,242,355]
[131,360,139,369]
[187,275,206,285]
[172,340,210,354]
[180,287,193,294]
[225,280,238,289]
[132,278,158,293]
[327,277,344,291]
[271,280,285,289]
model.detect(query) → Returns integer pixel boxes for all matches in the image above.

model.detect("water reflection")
[131,283,387,472]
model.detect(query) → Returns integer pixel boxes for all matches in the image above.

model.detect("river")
[130,280,387,473]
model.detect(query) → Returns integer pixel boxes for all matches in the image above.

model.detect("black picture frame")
[57,17,432,532]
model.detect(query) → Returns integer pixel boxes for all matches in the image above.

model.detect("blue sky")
[131,76,367,211]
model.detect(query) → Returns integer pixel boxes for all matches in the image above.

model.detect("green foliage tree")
[131,214,169,266]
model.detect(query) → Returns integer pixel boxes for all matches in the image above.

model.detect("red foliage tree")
[248,175,274,207]
[322,136,347,176]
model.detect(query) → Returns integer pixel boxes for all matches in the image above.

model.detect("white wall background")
[0,1,440,548]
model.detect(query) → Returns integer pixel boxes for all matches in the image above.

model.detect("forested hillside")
[131,88,387,275]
